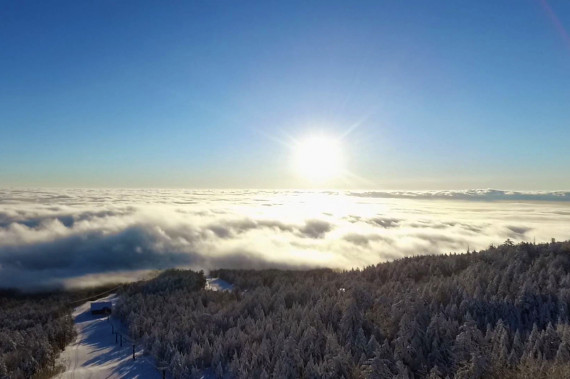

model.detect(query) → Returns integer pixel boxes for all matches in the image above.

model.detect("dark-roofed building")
[90,301,112,315]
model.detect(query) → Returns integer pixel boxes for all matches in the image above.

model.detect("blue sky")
[1,0,569,189]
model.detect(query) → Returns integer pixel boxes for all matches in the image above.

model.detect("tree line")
[114,240,570,378]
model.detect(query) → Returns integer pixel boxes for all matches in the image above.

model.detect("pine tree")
[490,319,509,371]
[215,361,224,378]
[340,299,363,345]
[170,351,186,378]
[395,360,412,379]
[366,353,394,379]
[541,322,560,360]
[366,335,380,357]
[555,330,570,364]
[0,359,7,379]
[303,358,319,379]
[508,330,523,367]
[427,365,444,379]
[523,324,540,362]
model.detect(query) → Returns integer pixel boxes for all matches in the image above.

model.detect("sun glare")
[293,135,344,182]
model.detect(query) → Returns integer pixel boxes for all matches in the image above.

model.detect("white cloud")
[0,188,569,289]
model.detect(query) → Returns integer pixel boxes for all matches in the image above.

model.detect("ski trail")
[55,294,161,379]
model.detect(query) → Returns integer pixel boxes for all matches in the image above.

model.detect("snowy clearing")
[205,277,234,292]
[55,294,162,379]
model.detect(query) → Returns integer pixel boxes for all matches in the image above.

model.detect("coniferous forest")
[112,240,570,378]
[0,293,74,378]
[3,241,570,378]
[0,285,119,378]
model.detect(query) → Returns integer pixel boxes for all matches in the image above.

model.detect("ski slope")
[55,294,161,379]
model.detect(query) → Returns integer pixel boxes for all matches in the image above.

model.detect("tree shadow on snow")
[73,306,162,378]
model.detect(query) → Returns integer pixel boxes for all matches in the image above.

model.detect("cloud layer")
[348,189,570,201]
[1,188,569,289]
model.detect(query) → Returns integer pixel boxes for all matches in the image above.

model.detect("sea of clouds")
[1,188,569,289]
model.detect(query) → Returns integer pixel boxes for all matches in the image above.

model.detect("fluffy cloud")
[0,188,569,289]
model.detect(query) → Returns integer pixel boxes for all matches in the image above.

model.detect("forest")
[0,284,120,379]
[112,240,570,378]
[3,241,570,378]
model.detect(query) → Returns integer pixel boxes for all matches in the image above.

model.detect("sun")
[293,134,344,182]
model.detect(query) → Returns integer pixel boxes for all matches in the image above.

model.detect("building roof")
[90,301,112,311]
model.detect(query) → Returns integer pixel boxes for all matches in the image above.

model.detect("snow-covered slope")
[55,294,161,379]
[205,277,234,292]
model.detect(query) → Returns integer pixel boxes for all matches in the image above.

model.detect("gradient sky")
[1,1,569,189]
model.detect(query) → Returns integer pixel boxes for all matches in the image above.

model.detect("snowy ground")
[55,294,163,379]
[205,277,234,292]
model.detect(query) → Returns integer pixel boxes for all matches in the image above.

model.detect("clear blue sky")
[1,1,569,189]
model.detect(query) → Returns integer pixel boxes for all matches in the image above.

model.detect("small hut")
[90,301,112,315]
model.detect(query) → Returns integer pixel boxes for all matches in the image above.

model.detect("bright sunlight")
[293,135,344,182]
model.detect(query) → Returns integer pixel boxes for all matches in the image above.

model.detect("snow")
[55,294,164,379]
[54,280,233,378]
[205,277,234,292]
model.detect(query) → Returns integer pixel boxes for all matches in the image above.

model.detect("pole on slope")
[115,332,118,343]
[163,370,166,379]
[132,344,135,360]
[120,334,123,347]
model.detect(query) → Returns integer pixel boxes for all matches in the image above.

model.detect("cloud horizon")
[1,188,569,289]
